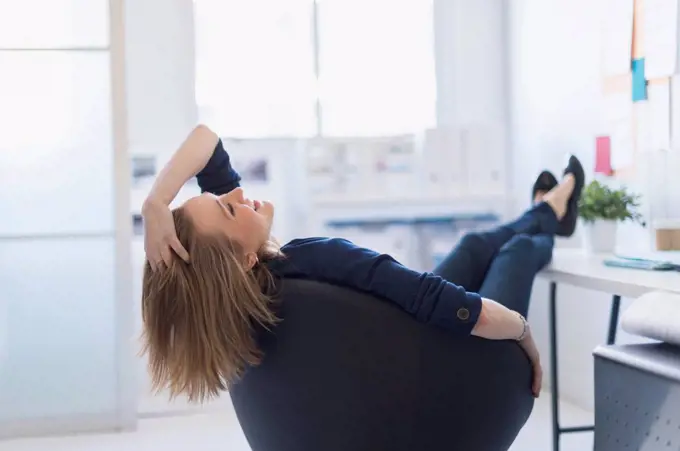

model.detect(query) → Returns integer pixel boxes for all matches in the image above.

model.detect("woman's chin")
[259,201,275,216]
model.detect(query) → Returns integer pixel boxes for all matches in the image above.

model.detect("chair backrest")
[230,279,534,451]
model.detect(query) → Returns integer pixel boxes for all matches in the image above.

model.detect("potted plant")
[578,180,642,253]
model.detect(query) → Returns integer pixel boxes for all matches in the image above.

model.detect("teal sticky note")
[632,58,647,102]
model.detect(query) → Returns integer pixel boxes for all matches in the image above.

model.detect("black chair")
[230,279,534,451]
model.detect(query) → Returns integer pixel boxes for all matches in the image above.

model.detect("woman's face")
[182,187,274,253]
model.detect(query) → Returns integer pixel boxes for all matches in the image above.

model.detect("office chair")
[230,279,534,451]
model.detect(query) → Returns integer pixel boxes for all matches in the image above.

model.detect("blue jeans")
[432,202,557,318]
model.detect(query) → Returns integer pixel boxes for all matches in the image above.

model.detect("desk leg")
[607,295,621,345]
[549,282,560,451]
[548,290,620,451]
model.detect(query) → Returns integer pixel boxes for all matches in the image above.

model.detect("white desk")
[538,249,680,451]
[542,249,680,298]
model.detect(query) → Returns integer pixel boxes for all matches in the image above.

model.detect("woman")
[141,125,584,403]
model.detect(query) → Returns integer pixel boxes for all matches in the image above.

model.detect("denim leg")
[432,202,558,292]
[495,201,559,240]
[432,233,495,291]
[477,233,554,318]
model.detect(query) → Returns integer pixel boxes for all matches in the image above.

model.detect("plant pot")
[583,220,618,253]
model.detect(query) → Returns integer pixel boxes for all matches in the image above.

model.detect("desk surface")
[540,249,680,298]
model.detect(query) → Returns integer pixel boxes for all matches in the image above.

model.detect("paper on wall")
[601,0,635,76]
[633,0,645,59]
[635,100,653,154]
[632,58,648,101]
[647,80,672,150]
[595,136,614,175]
[671,75,680,149]
[642,0,680,79]
[604,91,635,169]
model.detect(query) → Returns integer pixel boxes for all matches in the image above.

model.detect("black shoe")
[532,170,558,203]
[556,155,585,237]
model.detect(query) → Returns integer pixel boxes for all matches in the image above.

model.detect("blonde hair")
[141,207,282,403]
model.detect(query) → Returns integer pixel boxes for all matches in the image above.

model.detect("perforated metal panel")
[595,344,680,451]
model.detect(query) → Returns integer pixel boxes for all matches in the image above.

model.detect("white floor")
[0,392,594,451]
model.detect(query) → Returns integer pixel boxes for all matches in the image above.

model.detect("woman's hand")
[142,197,190,271]
[471,298,542,397]
[518,330,542,398]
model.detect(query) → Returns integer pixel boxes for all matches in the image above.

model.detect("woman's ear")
[245,252,259,270]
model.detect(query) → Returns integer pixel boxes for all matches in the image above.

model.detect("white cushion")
[621,291,680,345]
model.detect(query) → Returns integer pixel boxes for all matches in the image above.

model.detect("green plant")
[578,180,643,224]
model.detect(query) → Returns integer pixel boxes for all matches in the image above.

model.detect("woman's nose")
[231,187,245,202]
[219,187,244,204]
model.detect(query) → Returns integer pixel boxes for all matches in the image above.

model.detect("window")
[316,0,436,136]
[194,0,317,138]
[0,0,133,426]
[194,0,436,138]
[0,0,109,48]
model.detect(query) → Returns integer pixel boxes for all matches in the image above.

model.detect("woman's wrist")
[472,298,529,341]
[142,195,168,215]
[515,312,530,341]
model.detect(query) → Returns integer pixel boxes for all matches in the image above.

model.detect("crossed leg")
[432,173,575,315]
[432,202,557,294]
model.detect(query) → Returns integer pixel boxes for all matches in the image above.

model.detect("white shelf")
[312,194,511,223]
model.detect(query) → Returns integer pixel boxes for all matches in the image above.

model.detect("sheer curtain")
[193,0,436,138]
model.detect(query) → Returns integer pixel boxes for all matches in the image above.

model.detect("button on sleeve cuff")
[430,290,483,336]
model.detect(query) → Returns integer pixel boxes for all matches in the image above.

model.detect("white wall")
[508,0,654,411]
[125,0,198,160]
[434,0,508,128]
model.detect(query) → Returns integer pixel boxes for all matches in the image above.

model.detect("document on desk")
[601,0,635,76]
[642,0,680,79]
[618,251,680,265]
[605,91,635,168]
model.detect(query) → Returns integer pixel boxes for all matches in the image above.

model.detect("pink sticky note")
[595,136,613,175]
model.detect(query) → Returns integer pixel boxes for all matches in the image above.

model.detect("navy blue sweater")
[196,140,482,336]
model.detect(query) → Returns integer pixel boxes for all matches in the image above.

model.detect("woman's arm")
[194,139,242,195]
[142,124,219,269]
[280,238,485,336]
[471,298,524,340]
[473,298,542,397]
[145,124,219,207]
[282,239,529,340]
[278,237,542,396]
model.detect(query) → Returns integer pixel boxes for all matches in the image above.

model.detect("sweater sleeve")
[195,139,242,195]
[282,238,482,335]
